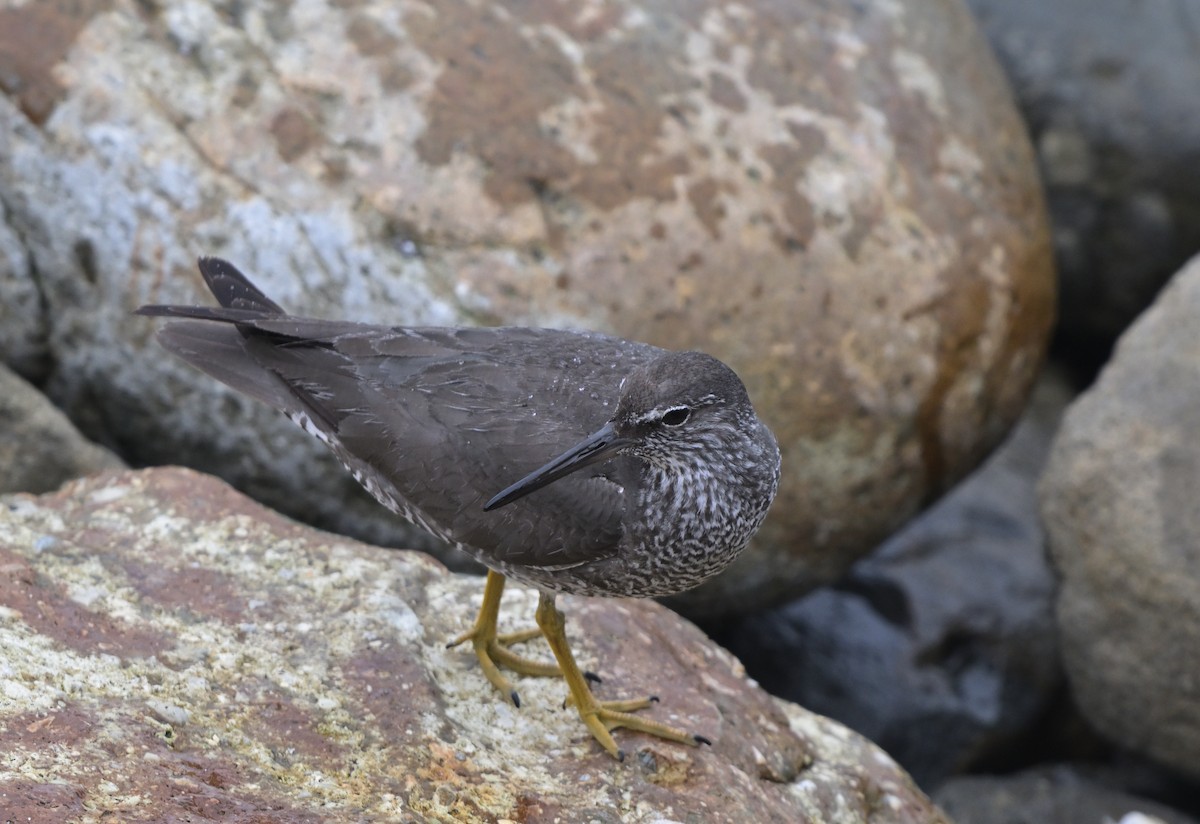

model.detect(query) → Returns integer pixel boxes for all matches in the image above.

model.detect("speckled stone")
[0,0,1054,614]
[0,468,949,823]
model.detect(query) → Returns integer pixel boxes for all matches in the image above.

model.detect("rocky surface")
[934,766,1199,824]
[711,369,1074,785]
[0,361,125,495]
[966,0,1200,371]
[0,467,949,823]
[0,0,1054,615]
[1040,253,1200,781]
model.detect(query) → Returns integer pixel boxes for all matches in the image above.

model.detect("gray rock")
[714,369,1074,784]
[0,467,950,823]
[0,0,1053,615]
[0,213,44,379]
[1041,252,1200,781]
[965,0,1200,367]
[0,362,124,494]
[935,766,1199,824]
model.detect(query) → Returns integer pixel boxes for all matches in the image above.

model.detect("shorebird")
[137,257,781,760]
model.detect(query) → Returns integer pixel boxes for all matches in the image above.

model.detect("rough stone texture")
[0,361,125,495]
[1040,253,1200,781]
[934,767,1199,824]
[0,0,1055,614]
[965,0,1200,371]
[712,368,1073,785]
[0,467,949,823]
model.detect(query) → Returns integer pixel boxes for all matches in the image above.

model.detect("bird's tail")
[136,257,286,323]
[135,258,300,413]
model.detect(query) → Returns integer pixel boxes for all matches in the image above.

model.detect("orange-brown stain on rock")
[911,266,991,493]
[409,740,502,821]
[0,0,112,124]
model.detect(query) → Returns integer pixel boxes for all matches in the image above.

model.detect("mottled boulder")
[1041,253,1200,780]
[712,369,1072,784]
[0,468,949,823]
[0,0,1054,614]
[966,0,1200,370]
[934,767,1199,824]
[0,362,124,494]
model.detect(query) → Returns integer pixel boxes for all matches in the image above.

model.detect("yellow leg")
[447,571,560,706]
[535,592,705,761]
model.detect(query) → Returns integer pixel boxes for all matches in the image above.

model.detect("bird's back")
[149,270,664,574]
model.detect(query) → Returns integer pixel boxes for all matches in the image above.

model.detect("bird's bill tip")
[484,421,628,511]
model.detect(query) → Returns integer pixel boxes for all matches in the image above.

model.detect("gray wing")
[155,316,662,570]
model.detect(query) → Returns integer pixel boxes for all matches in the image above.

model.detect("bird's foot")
[571,693,708,760]
[533,591,708,761]
[447,623,560,707]
[447,571,563,706]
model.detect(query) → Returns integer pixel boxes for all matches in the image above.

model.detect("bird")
[136,257,781,760]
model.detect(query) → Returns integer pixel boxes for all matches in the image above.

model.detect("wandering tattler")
[137,257,781,760]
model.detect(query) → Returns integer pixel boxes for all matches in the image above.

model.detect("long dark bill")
[484,421,630,511]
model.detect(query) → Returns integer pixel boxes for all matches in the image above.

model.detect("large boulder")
[0,467,948,823]
[0,0,1054,614]
[1040,253,1200,781]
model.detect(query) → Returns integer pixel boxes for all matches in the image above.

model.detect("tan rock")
[0,468,947,823]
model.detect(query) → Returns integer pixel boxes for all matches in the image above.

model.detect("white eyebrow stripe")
[632,403,694,425]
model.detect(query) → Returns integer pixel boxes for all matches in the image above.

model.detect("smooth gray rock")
[966,0,1200,368]
[935,766,1199,824]
[1041,253,1200,781]
[0,362,124,494]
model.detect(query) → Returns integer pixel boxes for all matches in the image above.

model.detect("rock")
[0,218,43,379]
[0,0,1054,615]
[711,368,1074,784]
[0,467,948,823]
[934,766,1200,824]
[1040,253,1200,781]
[0,362,124,494]
[964,0,1200,372]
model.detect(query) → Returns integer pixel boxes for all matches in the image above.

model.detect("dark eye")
[661,406,690,427]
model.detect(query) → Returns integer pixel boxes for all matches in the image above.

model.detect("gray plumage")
[138,258,781,598]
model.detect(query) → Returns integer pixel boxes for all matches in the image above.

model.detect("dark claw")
[617,749,626,762]
[584,670,602,685]
[694,734,712,747]
[649,695,660,703]
[510,690,521,708]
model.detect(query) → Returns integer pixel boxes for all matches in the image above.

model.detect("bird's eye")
[661,406,690,427]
